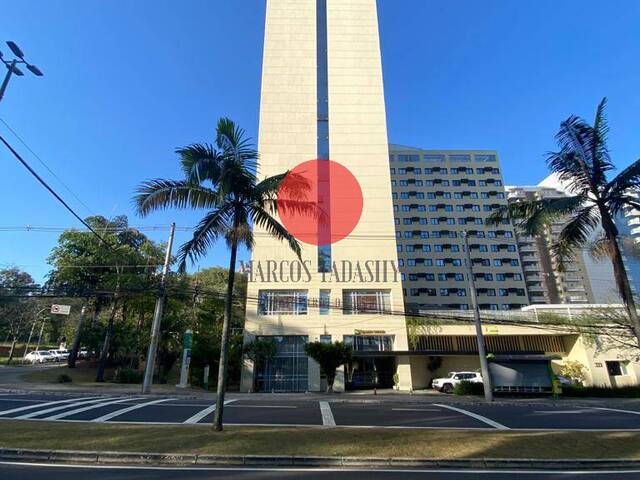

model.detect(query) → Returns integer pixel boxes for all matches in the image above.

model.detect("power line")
[0,117,94,216]
[0,134,109,247]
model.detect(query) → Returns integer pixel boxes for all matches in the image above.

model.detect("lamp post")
[0,41,43,103]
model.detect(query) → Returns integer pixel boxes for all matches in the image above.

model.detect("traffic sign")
[51,304,71,315]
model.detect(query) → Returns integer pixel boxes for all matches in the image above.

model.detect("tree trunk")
[6,336,18,365]
[212,237,239,432]
[327,373,335,393]
[68,304,88,368]
[96,299,118,382]
[603,215,640,347]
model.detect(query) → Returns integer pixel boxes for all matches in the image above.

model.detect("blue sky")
[1,0,639,283]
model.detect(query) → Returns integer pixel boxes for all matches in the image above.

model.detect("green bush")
[56,373,72,383]
[453,380,484,396]
[113,367,143,384]
[562,385,640,398]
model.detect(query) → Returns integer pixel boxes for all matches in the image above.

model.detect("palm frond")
[250,206,302,259]
[586,233,613,261]
[551,206,600,271]
[177,144,222,184]
[175,205,234,271]
[606,159,640,215]
[215,117,258,171]
[487,195,584,236]
[134,180,220,217]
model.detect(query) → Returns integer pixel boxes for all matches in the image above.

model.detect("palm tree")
[489,98,640,347]
[134,118,307,431]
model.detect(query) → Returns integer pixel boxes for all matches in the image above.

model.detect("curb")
[1,449,639,470]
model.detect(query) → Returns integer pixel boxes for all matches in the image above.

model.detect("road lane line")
[0,396,103,417]
[593,407,640,416]
[16,397,116,419]
[228,405,297,409]
[319,401,336,426]
[183,399,237,424]
[3,461,640,475]
[433,403,509,430]
[533,410,592,414]
[45,397,141,420]
[92,398,175,422]
[392,408,441,412]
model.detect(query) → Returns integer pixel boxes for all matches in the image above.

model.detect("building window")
[344,335,394,352]
[319,290,331,315]
[259,290,308,316]
[424,154,445,162]
[320,335,332,344]
[449,154,471,162]
[342,290,391,315]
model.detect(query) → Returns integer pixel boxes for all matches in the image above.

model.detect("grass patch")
[0,420,639,459]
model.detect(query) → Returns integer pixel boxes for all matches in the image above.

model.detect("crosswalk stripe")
[16,397,118,420]
[183,399,236,424]
[0,396,103,417]
[319,401,336,426]
[92,398,175,422]
[45,397,140,420]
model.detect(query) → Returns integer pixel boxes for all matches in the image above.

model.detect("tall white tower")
[241,0,411,393]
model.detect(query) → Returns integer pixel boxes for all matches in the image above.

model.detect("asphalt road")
[1,392,640,430]
[3,463,640,480]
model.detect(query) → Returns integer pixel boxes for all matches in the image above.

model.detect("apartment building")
[241,0,411,393]
[389,145,529,312]
[506,185,595,304]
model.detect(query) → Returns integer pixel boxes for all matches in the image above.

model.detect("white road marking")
[319,401,336,426]
[0,396,102,417]
[228,405,297,409]
[533,410,592,415]
[392,408,441,412]
[593,407,640,416]
[183,399,237,424]
[92,398,175,422]
[2,461,640,475]
[433,404,509,430]
[45,397,140,420]
[16,397,115,420]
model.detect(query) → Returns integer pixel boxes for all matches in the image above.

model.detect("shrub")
[113,367,143,384]
[562,385,640,398]
[559,360,587,385]
[453,380,484,396]
[56,373,72,383]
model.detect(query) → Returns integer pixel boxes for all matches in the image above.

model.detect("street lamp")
[0,41,43,103]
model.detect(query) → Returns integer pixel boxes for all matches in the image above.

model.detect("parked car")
[432,371,483,393]
[555,375,576,387]
[24,351,55,364]
[48,349,70,362]
[78,349,90,359]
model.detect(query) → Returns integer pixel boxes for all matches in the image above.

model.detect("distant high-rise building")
[389,145,529,312]
[506,185,595,304]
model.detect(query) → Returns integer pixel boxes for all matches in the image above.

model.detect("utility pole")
[142,223,176,394]
[34,316,47,352]
[461,231,494,402]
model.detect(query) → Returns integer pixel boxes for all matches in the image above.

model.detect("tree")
[489,98,640,347]
[46,216,165,376]
[134,118,308,431]
[0,268,40,364]
[243,338,277,392]
[304,341,353,393]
